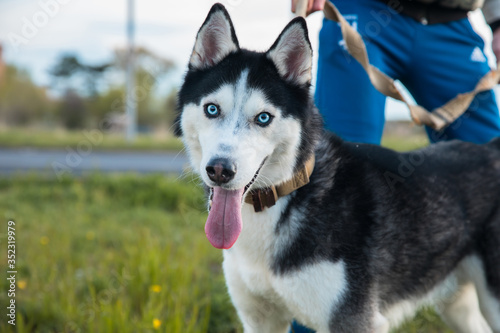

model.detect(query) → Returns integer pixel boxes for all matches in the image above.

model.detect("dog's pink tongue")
[205,187,244,249]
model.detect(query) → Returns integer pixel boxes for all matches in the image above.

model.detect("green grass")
[0,174,238,333]
[0,128,184,151]
[381,133,429,151]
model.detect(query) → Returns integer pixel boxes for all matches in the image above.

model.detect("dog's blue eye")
[255,112,273,126]
[205,104,220,118]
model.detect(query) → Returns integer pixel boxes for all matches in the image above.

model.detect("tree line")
[0,47,177,132]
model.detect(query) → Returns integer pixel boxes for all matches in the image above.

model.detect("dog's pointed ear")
[189,3,240,70]
[267,18,312,85]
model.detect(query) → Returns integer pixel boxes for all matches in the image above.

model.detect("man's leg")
[315,18,387,144]
[315,0,413,144]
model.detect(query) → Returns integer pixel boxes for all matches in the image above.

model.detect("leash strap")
[245,155,315,212]
[297,0,500,131]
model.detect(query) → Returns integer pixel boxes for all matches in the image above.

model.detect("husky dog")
[175,4,500,332]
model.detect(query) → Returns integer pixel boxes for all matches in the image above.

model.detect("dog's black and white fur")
[175,4,500,332]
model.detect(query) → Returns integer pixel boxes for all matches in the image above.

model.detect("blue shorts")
[315,0,500,144]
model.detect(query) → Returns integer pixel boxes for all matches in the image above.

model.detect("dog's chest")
[223,199,349,329]
[224,201,286,294]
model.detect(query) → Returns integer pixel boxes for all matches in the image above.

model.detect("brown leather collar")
[244,155,315,212]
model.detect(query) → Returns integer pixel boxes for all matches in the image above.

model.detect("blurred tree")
[165,88,178,130]
[45,47,176,131]
[86,47,176,131]
[58,89,87,129]
[0,64,55,126]
[135,67,160,129]
[0,47,176,130]
[0,44,5,84]
[113,46,174,75]
[113,47,176,130]
[49,54,111,97]
[87,87,124,122]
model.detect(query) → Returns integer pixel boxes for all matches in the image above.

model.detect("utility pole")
[125,0,136,141]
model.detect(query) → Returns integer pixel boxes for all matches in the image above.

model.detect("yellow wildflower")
[153,318,162,329]
[40,236,49,245]
[150,285,162,293]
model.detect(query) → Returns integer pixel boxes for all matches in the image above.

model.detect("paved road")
[0,148,189,175]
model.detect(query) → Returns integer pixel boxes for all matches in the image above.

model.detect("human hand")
[291,0,326,17]
[493,28,500,65]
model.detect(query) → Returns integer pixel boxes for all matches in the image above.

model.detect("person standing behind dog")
[291,0,500,145]
[290,0,500,332]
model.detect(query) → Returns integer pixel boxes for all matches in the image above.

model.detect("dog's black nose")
[206,158,236,185]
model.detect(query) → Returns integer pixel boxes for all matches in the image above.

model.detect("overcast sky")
[0,0,496,121]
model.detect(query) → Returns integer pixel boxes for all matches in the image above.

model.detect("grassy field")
[0,174,453,333]
[0,174,241,332]
[0,128,184,152]
[0,128,454,332]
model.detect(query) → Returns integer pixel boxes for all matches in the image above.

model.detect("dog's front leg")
[223,259,291,333]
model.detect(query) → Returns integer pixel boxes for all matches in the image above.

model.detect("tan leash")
[296,0,500,131]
